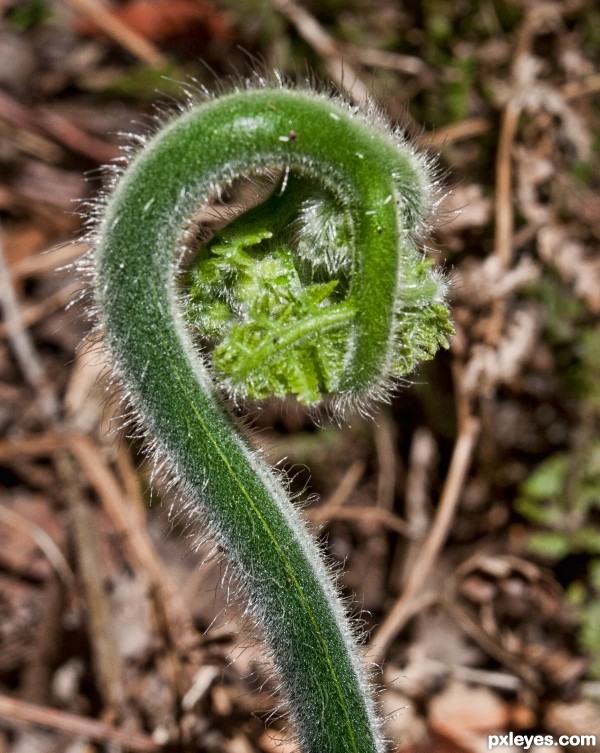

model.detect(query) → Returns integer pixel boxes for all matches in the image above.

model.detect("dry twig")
[0,505,74,588]
[0,226,60,420]
[424,116,492,149]
[0,693,161,752]
[272,0,372,104]
[374,413,397,511]
[371,414,480,663]
[67,435,201,662]
[60,0,169,68]
[309,504,413,538]
[0,89,118,164]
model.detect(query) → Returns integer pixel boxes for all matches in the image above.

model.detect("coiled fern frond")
[91,78,451,753]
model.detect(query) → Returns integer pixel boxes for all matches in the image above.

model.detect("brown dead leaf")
[462,305,541,396]
[77,0,231,45]
[0,494,65,582]
[429,681,510,753]
[546,700,600,739]
[1,225,48,270]
[537,223,600,313]
[437,184,493,236]
[429,681,510,734]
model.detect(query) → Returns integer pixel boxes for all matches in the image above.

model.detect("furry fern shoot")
[90,78,451,753]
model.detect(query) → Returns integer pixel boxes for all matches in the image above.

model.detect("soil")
[0,1,599,751]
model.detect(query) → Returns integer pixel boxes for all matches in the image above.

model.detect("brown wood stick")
[61,0,169,68]
[0,692,161,751]
[370,414,480,662]
[0,89,118,164]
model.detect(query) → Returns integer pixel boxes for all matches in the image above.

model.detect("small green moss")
[570,161,596,187]
[6,0,52,29]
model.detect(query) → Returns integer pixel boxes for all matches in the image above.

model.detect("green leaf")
[519,454,569,500]
[528,531,571,559]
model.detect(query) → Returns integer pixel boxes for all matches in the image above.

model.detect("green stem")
[93,86,444,753]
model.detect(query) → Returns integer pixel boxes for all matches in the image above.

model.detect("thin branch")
[320,459,366,510]
[0,282,79,338]
[10,242,88,281]
[0,693,161,752]
[343,44,428,77]
[272,0,372,104]
[60,0,169,68]
[0,225,60,421]
[309,504,413,538]
[0,431,76,460]
[0,89,118,164]
[562,72,600,100]
[67,435,201,659]
[62,456,127,711]
[371,414,480,663]
[424,116,491,149]
[0,504,75,588]
[374,413,397,511]
[398,426,437,590]
[487,97,521,345]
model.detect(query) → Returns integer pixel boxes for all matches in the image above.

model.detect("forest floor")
[0,0,599,751]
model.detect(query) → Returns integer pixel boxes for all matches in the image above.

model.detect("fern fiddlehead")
[92,81,451,753]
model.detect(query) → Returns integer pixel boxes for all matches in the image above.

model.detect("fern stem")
[93,85,444,753]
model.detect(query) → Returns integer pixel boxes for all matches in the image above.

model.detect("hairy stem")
[93,85,447,752]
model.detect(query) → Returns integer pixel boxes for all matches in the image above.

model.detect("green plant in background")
[516,443,600,561]
[516,276,600,678]
[6,0,52,30]
[516,441,600,677]
[91,79,451,752]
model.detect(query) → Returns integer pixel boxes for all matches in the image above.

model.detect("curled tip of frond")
[165,78,451,414]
